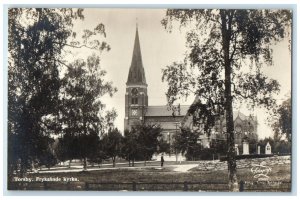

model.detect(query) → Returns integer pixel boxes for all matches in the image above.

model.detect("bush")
[186,148,218,161]
[40,153,58,169]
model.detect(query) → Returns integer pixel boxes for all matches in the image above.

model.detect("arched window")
[235,125,242,133]
[131,88,139,105]
[131,97,138,104]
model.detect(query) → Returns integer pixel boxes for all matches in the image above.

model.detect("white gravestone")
[265,142,272,154]
[242,141,249,155]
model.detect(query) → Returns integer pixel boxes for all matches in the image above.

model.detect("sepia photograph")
[6,7,292,192]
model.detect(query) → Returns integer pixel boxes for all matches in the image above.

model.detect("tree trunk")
[221,10,238,192]
[128,154,131,167]
[83,157,87,171]
[69,159,71,168]
[112,157,116,167]
[20,158,27,178]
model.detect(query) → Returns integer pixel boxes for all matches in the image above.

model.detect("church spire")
[126,24,147,85]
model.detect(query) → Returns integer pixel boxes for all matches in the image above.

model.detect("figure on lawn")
[161,154,164,167]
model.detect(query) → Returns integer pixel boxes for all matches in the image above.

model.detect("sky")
[69,8,291,139]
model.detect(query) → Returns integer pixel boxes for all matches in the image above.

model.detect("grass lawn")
[9,162,291,192]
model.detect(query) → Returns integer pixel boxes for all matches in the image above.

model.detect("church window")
[131,97,138,104]
[235,126,242,133]
[249,125,254,132]
[131,88,139,104]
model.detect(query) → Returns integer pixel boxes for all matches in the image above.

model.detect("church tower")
[124,25,148,131]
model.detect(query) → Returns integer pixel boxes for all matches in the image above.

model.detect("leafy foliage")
[174,128,200,153]
[102,128,123,167]
[8,8,114,175]
[162,9,290,115]
[161,9,291,190]
[8,8,83,176]
[59,54,117,169]
[135,124,162,163]
[122,129,139,166]
[210,138,227,156]
[271,97,291,142]
[157,138,170,154]
[123,124,162,164]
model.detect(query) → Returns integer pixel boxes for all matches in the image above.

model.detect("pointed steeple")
[126,25,147,85]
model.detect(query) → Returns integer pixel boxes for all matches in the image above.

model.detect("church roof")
[233,111,257,122]
[145,105,190,117]
[182,96,257,122]
[233,111,247,121]
[126,26,147,85]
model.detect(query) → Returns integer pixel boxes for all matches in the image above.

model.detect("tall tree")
[104,109,118,133]
[60,54,117,170]
[271,97,291,142]
[122,129,139,167]
[8,8,110,176]
[8,8,81,177]
[174,128,203,161]
[102,128,123,167]
[161,9,291,191]
[134,124,162,166]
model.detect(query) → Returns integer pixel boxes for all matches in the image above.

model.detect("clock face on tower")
[131,88,138,96]
[132,109,138,116]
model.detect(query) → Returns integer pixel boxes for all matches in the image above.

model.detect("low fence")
[8,180,291,192]
[86,181,230,191]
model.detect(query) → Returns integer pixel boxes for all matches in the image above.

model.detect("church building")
[124,26,187,142]
[124,26,258,152]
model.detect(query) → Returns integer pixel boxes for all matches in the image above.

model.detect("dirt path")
[173,164,198,172]
[31,163,199,174]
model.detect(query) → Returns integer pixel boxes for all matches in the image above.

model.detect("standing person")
[161,153,164,167]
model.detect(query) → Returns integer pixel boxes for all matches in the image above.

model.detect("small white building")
[265,142,272,154]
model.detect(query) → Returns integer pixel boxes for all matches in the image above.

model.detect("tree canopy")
[59,54,117,170]
[135,124,162,165]
[174,128,203,160]
[271,97,291,142]
[102,128,123,167]
[162,9,290,110]
[161,9,291,191]
[8,8,115,176]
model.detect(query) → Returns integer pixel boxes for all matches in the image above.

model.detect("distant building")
[265,142,272,154]
[124,26,258,151]
[124,26,188,141]
[182,99,258,148]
